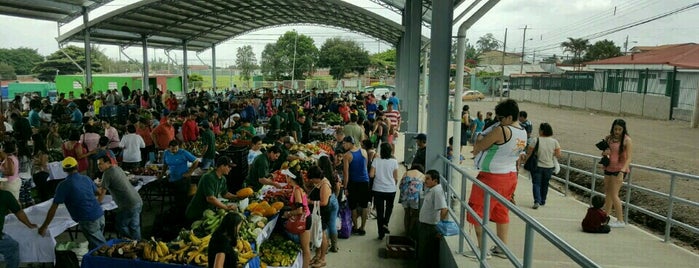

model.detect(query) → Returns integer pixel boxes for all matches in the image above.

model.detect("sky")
[0,0,697,68]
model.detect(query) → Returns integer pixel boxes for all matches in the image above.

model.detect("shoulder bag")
[523,138,539,172]
[284,187,307,234]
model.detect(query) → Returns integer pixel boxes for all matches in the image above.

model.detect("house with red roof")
[586,43,699,120]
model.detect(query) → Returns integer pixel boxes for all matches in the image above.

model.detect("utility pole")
[624,35,629,54]
[532,50,536,63]
[499,28,508,100]
[519,25,528,74]
[291,30,298,91]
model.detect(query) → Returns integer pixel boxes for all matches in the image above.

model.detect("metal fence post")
[591,157,598,203]
[459,172,467,254]
[623,168,633,224]
[564,153,571,196]
[664,174,676,242]
[479,192,491,268]
[523,225,535,268]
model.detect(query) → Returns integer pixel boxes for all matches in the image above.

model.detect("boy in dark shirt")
[582,195,611,233]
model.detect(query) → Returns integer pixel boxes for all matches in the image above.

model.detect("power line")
[527,2,699,53]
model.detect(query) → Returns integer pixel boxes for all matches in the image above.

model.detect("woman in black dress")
[208,213,244,268]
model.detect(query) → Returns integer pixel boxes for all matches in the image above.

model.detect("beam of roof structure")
[56,0,419,52]
[0,0,112,23]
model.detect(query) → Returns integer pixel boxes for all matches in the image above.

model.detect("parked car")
[364,85,394,97]
[462,90,485,101]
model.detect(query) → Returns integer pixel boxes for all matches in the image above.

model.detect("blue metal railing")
[554,150,699,242]
[438,155,599,268]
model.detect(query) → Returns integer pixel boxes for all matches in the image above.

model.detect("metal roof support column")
[211,44,217,90]
[396,36,404,98]
[426,0,453,173]
[404,0,422,134]
[183,40,189,97]
[82,6,92,89]
[142,35,149,93]
[453,0,502,171]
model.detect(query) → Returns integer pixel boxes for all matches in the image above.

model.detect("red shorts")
[467,172,518,224]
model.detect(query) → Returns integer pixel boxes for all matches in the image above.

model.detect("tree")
[584,40,623,62]
[560,37,590,65]
[451,41,481,68]
[476,33,501,53]
[318,38,370,80]
[236,45,258,83]
[260,43,282,80]
[0,63,17,80]
[0,47,43,75]
[32,45,103,82]
[541,54,560,64]
[369,49,396,78]
[188,73,204,88]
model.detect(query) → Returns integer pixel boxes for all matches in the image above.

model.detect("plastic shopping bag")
[436,220,459,236]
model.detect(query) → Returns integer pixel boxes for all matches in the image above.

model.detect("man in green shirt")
[185,156,237,221]
[268,111,282,140]
[290,115,305,143]
[199,120,217,169]
[247,145,282,191]
[236,119,256,141]
[1,189,38,268]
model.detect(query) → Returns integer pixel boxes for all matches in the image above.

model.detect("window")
[659,79,667,84]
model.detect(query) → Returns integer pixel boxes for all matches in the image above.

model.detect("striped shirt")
[384,110,401,128]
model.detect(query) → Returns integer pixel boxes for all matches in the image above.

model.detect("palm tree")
[561,37,590,70]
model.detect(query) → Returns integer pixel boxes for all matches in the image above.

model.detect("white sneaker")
[609,220,626,228]
[463,250,492,260]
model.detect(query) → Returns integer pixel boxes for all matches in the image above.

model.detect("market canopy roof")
[0,0,112,23]
[370,0,468,25]
[56,0,421,52]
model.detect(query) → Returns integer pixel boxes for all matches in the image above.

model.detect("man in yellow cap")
[38,157,106,250]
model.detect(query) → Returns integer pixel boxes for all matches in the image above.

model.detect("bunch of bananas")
[142,238,170,262]
[191,209,227,236]
[236,239,256,265]
[141,231,212,266]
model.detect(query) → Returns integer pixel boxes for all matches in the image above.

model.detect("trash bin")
[221,145,249,193]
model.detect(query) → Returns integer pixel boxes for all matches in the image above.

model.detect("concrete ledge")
[560,91,573,107]
[644,95,672,120]
[572,91,586,109]
[601,92,620,114]
[587,91,603,111]
[548,90,561,107]
[620,92,644,116]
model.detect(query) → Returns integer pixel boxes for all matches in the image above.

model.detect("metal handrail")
[437,155,599,268]
[554,150,699,242]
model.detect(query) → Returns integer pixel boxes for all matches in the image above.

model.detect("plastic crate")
[385,235,416,259]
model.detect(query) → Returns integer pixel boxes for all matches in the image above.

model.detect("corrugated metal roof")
[56,0,409,52]
[0,0,112,23]
[587,43,699,69]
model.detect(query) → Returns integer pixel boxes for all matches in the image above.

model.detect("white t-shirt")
[247,150,262,165]
[529,136,560,168]
[371,158,398,193]
[119,133,146,163]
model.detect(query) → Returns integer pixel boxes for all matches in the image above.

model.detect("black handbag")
[523,138,539,172]
[595,139,609,151]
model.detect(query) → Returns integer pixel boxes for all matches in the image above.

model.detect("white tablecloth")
[4,175,158,263]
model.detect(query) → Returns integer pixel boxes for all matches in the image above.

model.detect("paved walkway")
[326,133,699,268]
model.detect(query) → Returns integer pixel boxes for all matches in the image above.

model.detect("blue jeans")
[116,204,142,240]
[200,158,214,169]
[0,233,19,268]
[532,167,555,205]
[79,216,107,250]
[326,194,339,236]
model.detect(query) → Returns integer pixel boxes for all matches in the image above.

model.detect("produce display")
[259,235,301,267]
[191,209,227,237]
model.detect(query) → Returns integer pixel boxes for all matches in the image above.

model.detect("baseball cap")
[342,136,356,144]
[62,157,78,168]
[283,136,297,144]
[216,156,233,167]
[414,133,427,141]
[199,120,210,128]
[232,113,241,118]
